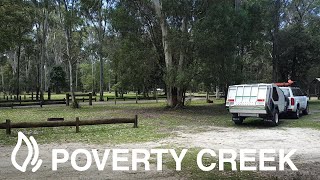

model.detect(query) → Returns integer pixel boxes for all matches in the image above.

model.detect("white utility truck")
[226,84,287,126]
[279,86,309,119]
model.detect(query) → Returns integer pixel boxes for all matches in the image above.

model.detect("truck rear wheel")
[302,104,309,115]
[293,107,300,119]
[234,119,243,125]
[272,110,279,126]
[232,114,244,125]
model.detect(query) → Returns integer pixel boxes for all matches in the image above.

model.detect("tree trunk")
[75,62,78,92]
[40,7,49,101]
[91,54,95,93]
[1,67,4,92]
[153,0,174,107]
[60,0,77,107]
[99,55,104,101]
[16,43,21,99]
[272,0,280,82]
[176,16,187,107]
[216,86,220,99]
[98,0,104,101]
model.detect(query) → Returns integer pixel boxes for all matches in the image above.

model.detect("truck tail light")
[257,99,265,102]
[291,98,295,106]
[228,99,235,102]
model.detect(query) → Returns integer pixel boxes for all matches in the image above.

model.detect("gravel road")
[1,126,320,179]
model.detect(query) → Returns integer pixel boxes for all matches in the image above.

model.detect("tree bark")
[59,0,77,107]
[16,42,21,99]
[153,0,174,107]
[272,0,280,82]
[98,0,104,101]
[1,67,4,92]
[177,16,187,107]
[39,6,49,101]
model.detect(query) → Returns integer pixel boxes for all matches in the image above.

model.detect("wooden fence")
[0,99,66,108]
[0,115,138,135]
[66,93,95,106]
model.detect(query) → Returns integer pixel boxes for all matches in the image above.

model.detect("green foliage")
[49,66,67,94]
[0,0,320,98]
[0,0,34,52]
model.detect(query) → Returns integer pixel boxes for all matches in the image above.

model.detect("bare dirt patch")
[1,126,320,179]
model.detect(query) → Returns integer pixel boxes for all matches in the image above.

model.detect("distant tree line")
[0,0,319,107]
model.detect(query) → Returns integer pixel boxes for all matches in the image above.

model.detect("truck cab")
[279,87,309,118]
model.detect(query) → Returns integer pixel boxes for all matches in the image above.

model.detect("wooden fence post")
[76,117,80,133]
[48,88,51,100]
[134,115,138,128]
[89,93,92,106]
[31,92,34,100]
[136,92,138,104]
[24,94,26,100]
[19,96,22,105]
[6,119,11,135]
[6,96,8,101]
[66,93,70,106]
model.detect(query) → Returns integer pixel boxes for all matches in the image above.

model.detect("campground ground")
[1,98,320,179]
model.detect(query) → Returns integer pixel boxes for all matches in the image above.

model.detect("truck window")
[272,87,279,101]
[298,89,304,96]
[281,89,290,97]
[292,88,302,96]
[292,89,297,96]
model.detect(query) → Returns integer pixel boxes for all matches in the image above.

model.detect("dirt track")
[1,126,320,179]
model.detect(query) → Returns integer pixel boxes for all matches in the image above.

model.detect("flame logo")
[11,132,43,172]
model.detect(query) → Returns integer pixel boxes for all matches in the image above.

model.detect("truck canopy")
[226,84,271,107]
[226,84,274,115]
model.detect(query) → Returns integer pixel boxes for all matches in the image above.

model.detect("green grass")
[1,99,320,146]
[279,100,320,129]
[1,99,320,179]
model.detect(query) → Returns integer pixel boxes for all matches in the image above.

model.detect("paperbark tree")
[81,0,109,101]
[57,0,79,107]
[272,0,281,82]
[152,0,175,107]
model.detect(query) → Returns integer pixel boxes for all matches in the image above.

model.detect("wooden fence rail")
[66,93,93,106]
[0,115,138,135]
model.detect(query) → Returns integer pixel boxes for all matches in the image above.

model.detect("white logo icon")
[11,132,43,172]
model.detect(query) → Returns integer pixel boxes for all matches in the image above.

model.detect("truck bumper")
[229,106,267,117]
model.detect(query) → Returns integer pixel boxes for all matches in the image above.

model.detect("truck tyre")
[272,110,279,126]
[232,114,243,125]
[302,104,309,115]
[293,107,300,119]
[234,119,243,125]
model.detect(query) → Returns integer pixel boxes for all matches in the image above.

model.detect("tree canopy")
[0,0,319,107]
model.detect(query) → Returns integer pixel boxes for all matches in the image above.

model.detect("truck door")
[276,87,285,112]
[272,87,280,111]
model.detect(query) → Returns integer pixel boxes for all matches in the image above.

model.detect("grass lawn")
[0,99,320,146]
[0,99,319,179]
